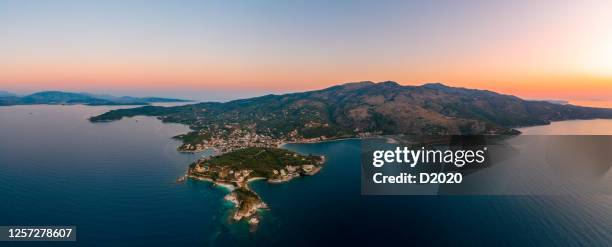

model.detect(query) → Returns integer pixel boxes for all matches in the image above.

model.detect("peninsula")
[90,81,612,224]
[188,147,324,225]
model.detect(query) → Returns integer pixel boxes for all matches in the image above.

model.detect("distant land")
[0,90,17,97]
[90,81,612,225]
[0,91,190,106]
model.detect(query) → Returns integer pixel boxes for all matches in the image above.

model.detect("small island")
[187,147,324,225]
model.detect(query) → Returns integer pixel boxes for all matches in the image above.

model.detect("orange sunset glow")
[1,0,611,105]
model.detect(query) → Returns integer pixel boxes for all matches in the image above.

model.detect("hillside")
[91,81,612,144]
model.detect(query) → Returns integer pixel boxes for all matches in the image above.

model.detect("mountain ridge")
[0,90,190,106]
[0,90,16,97]
[90,81,612,151]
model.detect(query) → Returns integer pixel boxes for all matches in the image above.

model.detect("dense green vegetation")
[196,147,320,177]
[174,131,211,144]
[234,187,261,207]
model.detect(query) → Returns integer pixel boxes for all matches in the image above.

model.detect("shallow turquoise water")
[1,105,610,246]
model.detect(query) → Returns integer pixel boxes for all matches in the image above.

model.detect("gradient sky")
[1,0,611,103]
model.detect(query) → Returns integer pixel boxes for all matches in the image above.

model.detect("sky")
[0,0,611,104]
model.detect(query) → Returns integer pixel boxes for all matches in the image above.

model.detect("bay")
[1,105,611,246]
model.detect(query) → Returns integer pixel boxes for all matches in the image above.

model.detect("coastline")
[188,175,236,191]
[178,146,219,154]
[184,149,327,226]
[279,136,363,148]
[511,117,612,130]
[246,177,267,183]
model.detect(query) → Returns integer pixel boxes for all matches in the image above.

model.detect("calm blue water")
[1,105,611,246]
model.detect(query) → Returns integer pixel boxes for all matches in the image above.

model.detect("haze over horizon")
[1,0,611,105]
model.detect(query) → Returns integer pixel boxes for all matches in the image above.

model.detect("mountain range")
[0,91,189,106]
[90,81,612,137]
[0,90,17,97]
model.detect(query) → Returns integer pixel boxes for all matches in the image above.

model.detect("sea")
[0,104,611,246]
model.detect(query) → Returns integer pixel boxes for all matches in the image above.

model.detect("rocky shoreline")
[180,149,326,227]
[186,164,323,226]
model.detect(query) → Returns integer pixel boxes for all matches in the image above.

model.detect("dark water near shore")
[1,105,611,246]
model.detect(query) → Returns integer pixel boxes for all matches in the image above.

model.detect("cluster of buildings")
[268,164,318,183]
[179,125,285,153]
[193,164,254,185]
[177,122,349,153]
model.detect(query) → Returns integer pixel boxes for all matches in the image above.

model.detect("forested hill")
[90,81,612,138]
